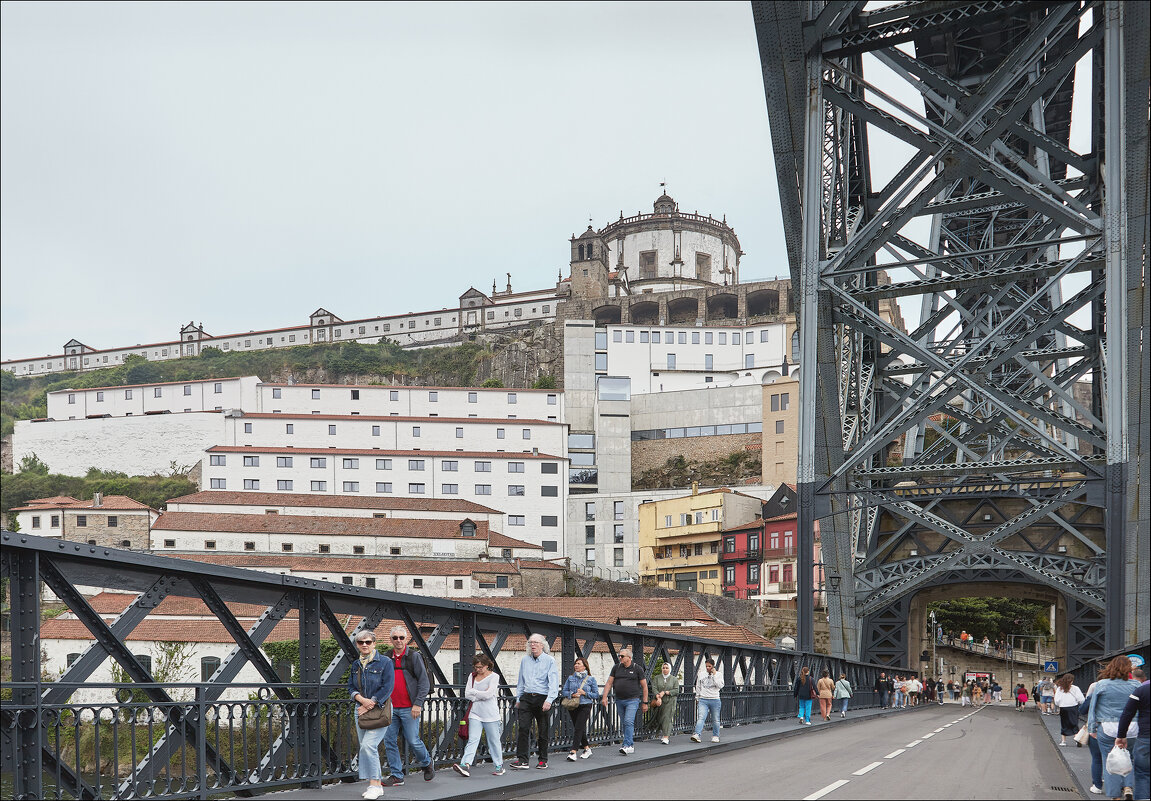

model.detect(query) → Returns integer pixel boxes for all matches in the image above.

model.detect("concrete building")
[164,490,503,524]
[45,377,261,420]
[636,486,766,594]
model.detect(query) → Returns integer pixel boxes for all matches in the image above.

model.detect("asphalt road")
[512,703,1083,800]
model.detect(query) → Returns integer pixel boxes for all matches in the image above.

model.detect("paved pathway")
[265,701,933,800]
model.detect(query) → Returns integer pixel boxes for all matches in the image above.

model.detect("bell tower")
[570,225,609,301]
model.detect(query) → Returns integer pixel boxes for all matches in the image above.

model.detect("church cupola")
[653,192,677,214]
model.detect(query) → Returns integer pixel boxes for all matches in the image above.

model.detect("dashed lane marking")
[934,727,945,732]
[804,779,851,800]
[852,762,884,776]
[922,733,935,738]
[884,749,906,759]
[905,739,923,748]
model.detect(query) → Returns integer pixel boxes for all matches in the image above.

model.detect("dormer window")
[460,519,477,538]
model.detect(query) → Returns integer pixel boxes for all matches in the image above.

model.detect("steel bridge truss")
[1,533,891,800]
[755,1,1149,664]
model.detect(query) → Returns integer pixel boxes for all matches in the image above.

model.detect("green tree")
[531,375,557,390]
[18,453,50,474]
[482,377,504,388]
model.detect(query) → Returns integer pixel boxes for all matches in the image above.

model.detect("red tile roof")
[152,511,492,539]
[166,553,560,574]
[12,495,157,513]
[165,490,500,515]
[455,596,715,625]
[46,376,258,395]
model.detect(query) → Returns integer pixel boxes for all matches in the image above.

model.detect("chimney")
[93,492,103,507]
[532,447,538,456]
[691,481,699,496]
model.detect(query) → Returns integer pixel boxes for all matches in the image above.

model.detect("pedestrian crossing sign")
[1043,661,1059,672]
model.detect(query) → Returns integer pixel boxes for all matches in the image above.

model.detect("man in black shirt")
[600,648,648,755]
[874,672,889,709]
[1114,669,1149,801]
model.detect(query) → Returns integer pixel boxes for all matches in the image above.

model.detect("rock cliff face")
[1,433,13,474]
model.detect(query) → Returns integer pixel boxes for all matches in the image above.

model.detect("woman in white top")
[453,655,505,777]
[1053,673,1086,746]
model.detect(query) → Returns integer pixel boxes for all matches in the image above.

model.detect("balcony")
[719,548,761,562]
[762,546,797,558]
[568,468,598,485]
[777,581,797,593]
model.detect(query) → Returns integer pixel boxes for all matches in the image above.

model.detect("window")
[474,461,491,472]
[776,420,785,434]
[272,387,282,399]
[343,481,359,492]
[204,540,216,550]
[667,353,676,369]
[312,389,321,399]
[244,479,260,490]
[328,424,337,436]
[508,485,525,496]
[748,563,760,583]
[342,458,359,469]
[412,579,423,589]
[541,486,558,497]
[242,422,253,434]
[429,391,438,402]
[311,481,327,491]
[695,511,704,524]
[541,515,558,527]
[507,393,517,404]
[309,457,327,468]
[614,524,624,543]
[286,423,294,434]
[725,566,736,585]
[277,456,293,467]
[412,426,421,438]
[455,427,464,438]
[364,577,376,588]
[522,428,531,440]
[749,533,760,551]
[31,516,42,529]
[68,393,76,404]
[496,428,505,439]
[341,575,353,585]
[376,482,392,493]
[350,389,360,400]
[508,515,525,526]
[390,390,399,401]
[376,458,392,470]
[96,391,105,402]
[282,543,294,552]
[409,459,425,471]
[475,484,492,495]
[210,478,226,489]
[124,388,135,400]
[243,455,259,467]
[210,454,226,466]
[718,332,727,345]
[442,483,458,494]
[277,479,293,490]
[409,483,425,494]
[541,462,558,474]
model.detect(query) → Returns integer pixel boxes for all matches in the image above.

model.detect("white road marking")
[934,727,945,732]
[944,723,953,727]
[804,779,850,800]
[905,739,922,747]
[853,762,884,776]
[884,749,906,759]
[922,732,935,738]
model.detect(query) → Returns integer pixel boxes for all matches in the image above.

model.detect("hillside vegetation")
[0,339,533,437]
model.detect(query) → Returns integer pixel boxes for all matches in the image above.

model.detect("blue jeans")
[838,697,850,714]
[894,690,904,707]
[1130,736,1149,801]
[461,718,503,771]
[384,707,431,778]
[1098,731,1130,798]
[356,723,387,780]
[615,698,641,748]
[694,698,721,738]
[797,698,812,722]
[1089,733,1103,788]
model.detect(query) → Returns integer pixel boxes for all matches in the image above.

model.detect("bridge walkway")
[267,702,934,800]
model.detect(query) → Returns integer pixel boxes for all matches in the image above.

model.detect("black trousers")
[516,693,551,761]
[568,703,592,749]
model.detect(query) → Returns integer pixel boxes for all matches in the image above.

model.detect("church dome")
[578,225,599,239]
[653,193,676,214]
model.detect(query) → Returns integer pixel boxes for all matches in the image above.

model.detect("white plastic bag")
[1106,745,1133,777]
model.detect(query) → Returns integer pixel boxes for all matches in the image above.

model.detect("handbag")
[1073,725,1089,746]
[457,702,473,740]
[561,674,590,711]
[356,660,393,730]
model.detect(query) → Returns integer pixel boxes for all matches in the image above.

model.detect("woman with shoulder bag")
[817,669,836,720]
[650,661,681,744]
[1054,673,1086,747]
[793,666,816,725]
[348,631,395,801]
[453,654,505,778]
[834,673,853,718]
[560,657,600,761]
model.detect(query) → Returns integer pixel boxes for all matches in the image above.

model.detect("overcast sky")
[1,1,789,361]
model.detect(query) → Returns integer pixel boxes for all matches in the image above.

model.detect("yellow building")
[638,485,765,595]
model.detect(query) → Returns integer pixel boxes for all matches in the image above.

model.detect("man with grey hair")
[381,625,433,786]
[509,633,560,770]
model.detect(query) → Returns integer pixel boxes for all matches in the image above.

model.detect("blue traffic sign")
[1044,661,1059,672]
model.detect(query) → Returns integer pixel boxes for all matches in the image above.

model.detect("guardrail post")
[8,549,43,801]
[196,686,208,800]
[299,590,323,789]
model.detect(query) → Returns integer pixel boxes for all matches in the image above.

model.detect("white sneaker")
[690,733,701,743]
[362,786,384,800]
[567,752,577,762]
[580,747,592,759]
[804,721,812,725]
[711,736,720,743]
[661,736,669,744]
[623,746,634,754]
[1089,786,1103,795]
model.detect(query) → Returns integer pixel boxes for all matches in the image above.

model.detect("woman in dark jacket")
[793,666,817,725]
[348,631,396,799]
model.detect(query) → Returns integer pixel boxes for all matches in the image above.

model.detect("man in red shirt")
[381,626,434,786]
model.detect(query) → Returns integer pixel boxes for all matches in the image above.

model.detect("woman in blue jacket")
[561,656,601,761]
[348,631,396,800]
[1087,655,1139,799]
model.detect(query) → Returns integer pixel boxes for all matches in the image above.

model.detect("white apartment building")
[165,490,504,525]
[220,412,565,455]
[255,384,563,420]
[45,376,261,420]
[200,446,567,553]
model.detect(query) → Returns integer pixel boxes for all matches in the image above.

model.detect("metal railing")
[1,531,895,799]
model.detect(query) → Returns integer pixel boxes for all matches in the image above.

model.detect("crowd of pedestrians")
[940,629,1017,659]
[350,626,1149,800]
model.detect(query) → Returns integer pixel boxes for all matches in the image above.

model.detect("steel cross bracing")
[1,533,895,801]
[755,0,1149,665]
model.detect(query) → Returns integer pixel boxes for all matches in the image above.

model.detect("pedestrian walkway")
[1036,707,1095,797]
[266,702,943,800]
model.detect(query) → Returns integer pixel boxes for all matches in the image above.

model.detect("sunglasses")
[390,636,406,641]
[357,640,375,645]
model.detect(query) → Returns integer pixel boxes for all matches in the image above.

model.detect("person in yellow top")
[816,669,836,721]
